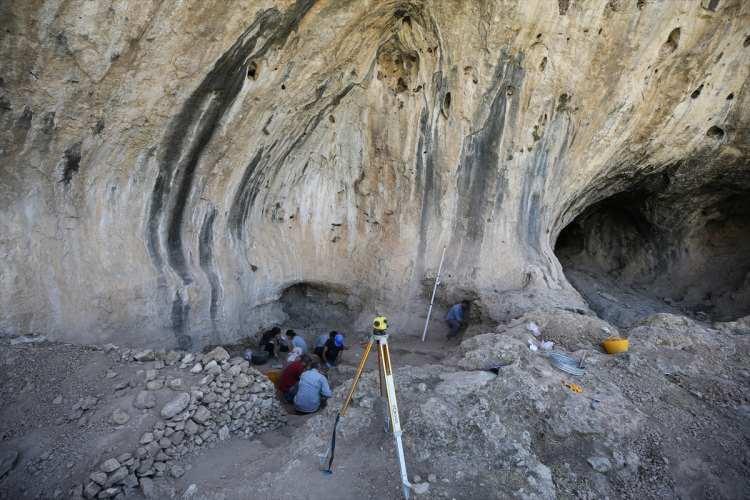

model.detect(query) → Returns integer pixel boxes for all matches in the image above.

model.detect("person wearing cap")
[285,329,308,354]
[320,332,345,368]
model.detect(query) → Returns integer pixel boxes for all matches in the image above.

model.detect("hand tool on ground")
[322,315,413,499]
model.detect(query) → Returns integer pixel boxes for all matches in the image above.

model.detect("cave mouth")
[278,282,361,337]
[555,183,750,326]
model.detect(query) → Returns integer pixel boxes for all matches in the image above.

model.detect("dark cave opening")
[555,183,750,326]
[278,282,360,336]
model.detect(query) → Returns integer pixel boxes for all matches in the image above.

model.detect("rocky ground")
[1,311,749,499]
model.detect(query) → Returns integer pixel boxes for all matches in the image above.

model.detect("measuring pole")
[421,246,446,342]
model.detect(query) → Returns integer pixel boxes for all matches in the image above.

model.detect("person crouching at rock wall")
[293,361,332,414]
[446,300,471,339]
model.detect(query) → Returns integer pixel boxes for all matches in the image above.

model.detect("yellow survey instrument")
[373,315,388,331]
[322,315,412,499]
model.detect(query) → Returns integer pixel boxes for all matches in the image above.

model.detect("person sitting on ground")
[445,300,471,339]
[318,332,345,368]
[285,329,308,354]
[293,361,332,414]
[259,327,282,358]
[278,354,310,403]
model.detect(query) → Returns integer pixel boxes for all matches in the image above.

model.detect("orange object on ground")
[602,337,629,354]
[266,370,281,387]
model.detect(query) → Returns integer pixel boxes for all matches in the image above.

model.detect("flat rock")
[99,458,121,474]
[134,391,156,409]
[110,409,130,425]
[134,350,156,362]
[168,378,185,390]
[161,393,190,419]
[90,471,107,485]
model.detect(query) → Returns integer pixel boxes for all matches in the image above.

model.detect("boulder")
[204,346,230,362]
[192,406,211,424]
[99,458,120,474]
[161,393,190,419]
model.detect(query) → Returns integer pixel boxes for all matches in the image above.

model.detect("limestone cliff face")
[1,0,748,347]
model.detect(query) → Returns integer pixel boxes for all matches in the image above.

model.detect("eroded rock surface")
[1,1,748,347]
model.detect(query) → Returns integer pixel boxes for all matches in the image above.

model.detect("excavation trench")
[555,177,750,326]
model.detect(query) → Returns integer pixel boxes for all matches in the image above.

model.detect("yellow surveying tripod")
[322,315,412,499]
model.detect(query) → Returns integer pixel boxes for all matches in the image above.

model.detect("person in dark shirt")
[319,333,345,368]
[259,327,282,358]
[278,354,310,402]
[445,300,471,338]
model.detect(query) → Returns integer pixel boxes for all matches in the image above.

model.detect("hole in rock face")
[691,83,704,99]
[726,93,734,100]
[662,28,681,54]
[555,178,750,325]
[441,91,451,118]
[278,282,361,336]
[707,125,724,140]
[247,61,258,80]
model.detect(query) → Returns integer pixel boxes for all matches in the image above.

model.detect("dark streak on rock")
[60,142,82,185]
[199,207,220,321]
[147,0,317,284]
[450,52,523,262]
[171,291,192,350]
[41,112,55,134]
[228,149,264,238]
[228,82,355,238]
[15,106,32,130]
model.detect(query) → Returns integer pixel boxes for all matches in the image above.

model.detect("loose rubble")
[75,348,285,499]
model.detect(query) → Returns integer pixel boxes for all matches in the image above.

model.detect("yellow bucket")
[602,337,629,354]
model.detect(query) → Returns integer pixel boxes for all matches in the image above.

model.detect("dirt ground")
[0,325,458,500]
[1,313,749,499]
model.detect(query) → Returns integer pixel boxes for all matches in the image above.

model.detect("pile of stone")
[82,347,285,499]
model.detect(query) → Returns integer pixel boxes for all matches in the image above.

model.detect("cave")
[556,177,750,326]
[278,282,360,336]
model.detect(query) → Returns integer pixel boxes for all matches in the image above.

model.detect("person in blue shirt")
[285,329,308,354]
[293,361,332,414]
[445,300,471,338]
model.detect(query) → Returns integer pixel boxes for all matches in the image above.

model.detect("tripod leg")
[340,337,374,416]
[377,342,390,433]
[379,339,412,499]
